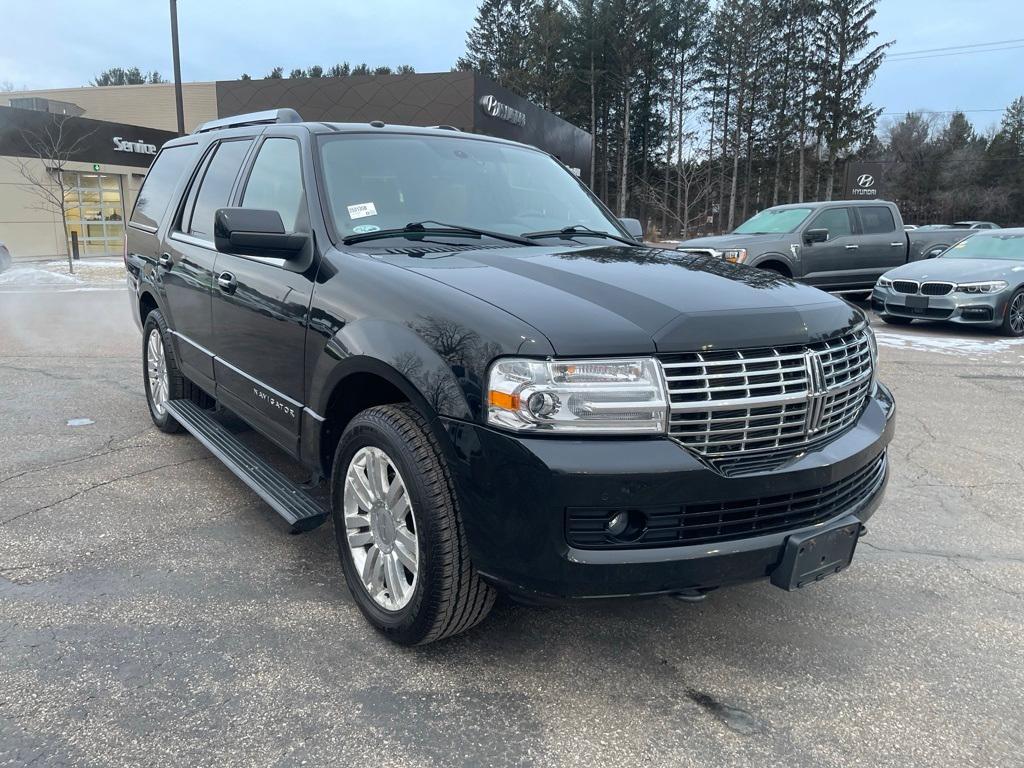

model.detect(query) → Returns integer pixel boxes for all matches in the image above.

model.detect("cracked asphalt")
[1,287,1022,767]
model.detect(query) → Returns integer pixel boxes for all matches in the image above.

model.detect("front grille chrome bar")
[657,327,873,474]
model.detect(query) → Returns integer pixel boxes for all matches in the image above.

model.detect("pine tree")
[814,0,890,199]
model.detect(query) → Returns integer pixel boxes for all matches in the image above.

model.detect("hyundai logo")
[857,174,875,188]
[478,95,527,127]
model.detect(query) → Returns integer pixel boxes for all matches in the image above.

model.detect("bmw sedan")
[872,229,1024,336]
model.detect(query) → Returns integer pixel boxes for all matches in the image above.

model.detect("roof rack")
[193,108,303,134]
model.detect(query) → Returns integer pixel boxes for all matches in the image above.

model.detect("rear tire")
[1000,289,1024,337]
[331,404,495,645]
[880,314,914,326]
[142,310,202,433]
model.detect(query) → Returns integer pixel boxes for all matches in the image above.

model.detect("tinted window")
[860,206,896,234]
[241,138,304,232]
[187,139,252,239]
[318,134,618,239]
[130,144,197,229]
[814,208,853,238]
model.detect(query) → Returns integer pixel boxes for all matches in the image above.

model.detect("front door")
[209,135,317,456]
[799,207,858,290]
[161,138,254,390]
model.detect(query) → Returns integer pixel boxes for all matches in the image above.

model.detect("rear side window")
[130,144,197,229]
[859,206,896,234]
[241,138,305,232]
[814,208,853,238]
[187,139,252,239]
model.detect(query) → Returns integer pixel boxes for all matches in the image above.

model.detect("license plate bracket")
[770,516,862,591]
[905,294,929,309]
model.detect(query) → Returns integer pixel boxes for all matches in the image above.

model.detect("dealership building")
[1,72,592,262]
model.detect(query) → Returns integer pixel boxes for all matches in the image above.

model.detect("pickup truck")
[675,200,970,292]
[126,110,895,645]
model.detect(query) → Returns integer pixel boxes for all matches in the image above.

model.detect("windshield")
[733,207,813,234]
[943,233,1024,260]
[317,133,620,241]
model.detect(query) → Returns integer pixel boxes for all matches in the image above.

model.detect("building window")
[63,172,124,257]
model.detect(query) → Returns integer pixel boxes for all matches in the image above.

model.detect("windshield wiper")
[521,226,640,246]
[342,220,536,247]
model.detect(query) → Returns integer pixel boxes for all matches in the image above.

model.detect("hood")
[376,245,863,356]
[675,233,788,251]
[886,257,1024,283]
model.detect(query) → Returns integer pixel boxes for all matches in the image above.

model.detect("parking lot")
[1,285,1022,768]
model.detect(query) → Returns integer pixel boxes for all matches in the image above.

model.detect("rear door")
[161,137,254,391]
[853,205,906,283]
[209,131,318,455]
[799,206,857,289]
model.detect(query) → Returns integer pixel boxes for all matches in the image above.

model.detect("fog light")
[607,511,630,536]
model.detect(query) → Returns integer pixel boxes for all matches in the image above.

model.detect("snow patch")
[0,267,81,286]
[45,259,124,270]
[66,418,95,427]
[875,330,1024,357]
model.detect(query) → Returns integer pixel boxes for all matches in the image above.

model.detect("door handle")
[158,252,173,269]
[844,244,859,250]
[216,272,237,294]
[890,242,904,247]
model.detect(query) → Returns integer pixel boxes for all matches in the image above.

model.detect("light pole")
[170,0,185,134]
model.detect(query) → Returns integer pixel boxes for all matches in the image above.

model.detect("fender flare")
[309,319,475,423]
[748,251,796,276]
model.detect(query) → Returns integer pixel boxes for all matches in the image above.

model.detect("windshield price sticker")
[347,202,378,220]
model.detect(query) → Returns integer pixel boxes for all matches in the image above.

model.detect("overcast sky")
[2,0,1021,132]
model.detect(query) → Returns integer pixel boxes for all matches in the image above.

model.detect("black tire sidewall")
[331,409,447,642]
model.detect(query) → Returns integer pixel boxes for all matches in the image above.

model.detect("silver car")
[872,229,1024,336]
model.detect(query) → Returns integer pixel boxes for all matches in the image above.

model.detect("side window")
[859,206,896,235]
[814,208,853,238]
[130,144,197,229]
[186,139,252,240]
[241,138,305,232]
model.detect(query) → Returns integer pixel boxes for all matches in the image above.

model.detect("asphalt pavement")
[1,286,1022,767]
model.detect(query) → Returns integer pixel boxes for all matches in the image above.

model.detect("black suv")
[126,109,895,645]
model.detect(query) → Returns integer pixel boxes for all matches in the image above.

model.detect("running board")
[164,399,328,532]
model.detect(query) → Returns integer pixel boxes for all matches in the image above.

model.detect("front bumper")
[872,286,1010,325]
[441,383,896,599]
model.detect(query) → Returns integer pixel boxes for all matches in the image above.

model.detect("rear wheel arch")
[139,290,159,322]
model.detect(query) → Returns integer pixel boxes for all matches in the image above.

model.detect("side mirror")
[804,228,829,245]
[618,217,644,241]
[214,208,308,259]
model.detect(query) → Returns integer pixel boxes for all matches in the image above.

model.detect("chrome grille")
[658,328,873,474]
[892,280,919,294]
[921,282,954,296]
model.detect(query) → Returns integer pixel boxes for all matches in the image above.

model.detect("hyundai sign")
[845,162,884,199]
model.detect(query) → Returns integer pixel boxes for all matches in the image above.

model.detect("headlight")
[722,249,747,264]
[876,276,893,289]
[954,280,1008,294]
[486,357,668,434]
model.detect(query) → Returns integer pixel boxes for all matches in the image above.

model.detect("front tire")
[331,404,495,645]
[1000,289,1024,337]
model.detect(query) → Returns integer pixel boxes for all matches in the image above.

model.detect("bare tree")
[8,115,96,273]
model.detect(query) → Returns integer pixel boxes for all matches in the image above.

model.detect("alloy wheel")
[343,446,419,611]
[146,328,169,416]
[1011,293,1024,335]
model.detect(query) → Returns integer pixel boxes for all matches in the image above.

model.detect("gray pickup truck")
[676,200,969,292]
